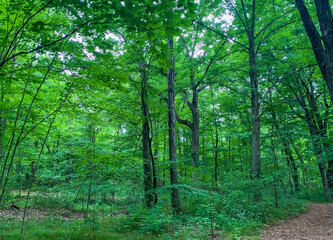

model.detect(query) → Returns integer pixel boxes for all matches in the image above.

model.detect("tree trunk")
[191,90,200,168]
[312,135,332,201]
[211,88,219,188]
[248,14,262,199]
[295,0,333,103]
[213,126,219,188]
[176,88,200,181]
[149,138,158,204]
[272,115,300,192]
[167,38,181,213]
[201,110,205,166]
[249,33,261,182]
[318,160,332,202]
[191,104,200,180]
[176,36,202,180]
[284,146,299,192]
[142,120,153,207]
[0,88,7,160]
[324,141,333,188]
[290,137,309,185]
[270,127,279,208]
[293,73,332,200]
[140,64,154,208]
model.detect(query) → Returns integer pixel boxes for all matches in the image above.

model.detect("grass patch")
[1,219,160,240]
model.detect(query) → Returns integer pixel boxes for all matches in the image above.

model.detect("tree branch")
[1,0,54,68]
[196,21,249,51]
[175,112,193,129]
[0,17,99,68]
[254,9,295,40]
[180,36,191,58]
[256,20,298,55]
[259,91,327,119]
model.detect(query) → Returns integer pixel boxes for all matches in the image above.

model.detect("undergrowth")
[1,178,312,240]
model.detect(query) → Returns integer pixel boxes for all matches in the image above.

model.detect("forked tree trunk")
[175,36,204,181]
[295,0,333,103]
[175,87,201,181]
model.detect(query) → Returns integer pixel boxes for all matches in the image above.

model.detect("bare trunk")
[318,160,332,202]
[167,38,181,213]
[142,120,153,207]
[325,143,333,188]
[213,127,219,188]
[140,65,154,208]
[191,109,200,180]
[251,111,261,180]
[191,91,200,168]
[0,88,7,160]
[249,23,262,200]
[270,127,279,208]
[149,139,158,204]
[250,39,261,181]
[201,111,205,165]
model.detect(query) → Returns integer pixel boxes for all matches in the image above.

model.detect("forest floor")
[261,203,333,240]
[1,208,84,221]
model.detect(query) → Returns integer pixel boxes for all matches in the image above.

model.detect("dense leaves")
[0,0,332,239]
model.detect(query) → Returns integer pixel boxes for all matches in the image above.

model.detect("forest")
[0,0,333,239]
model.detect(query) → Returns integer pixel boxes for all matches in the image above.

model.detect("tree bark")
[246,1,263,201]
[149,137,158,204]
[212,126,219,188]
[191,90,200,168]
[295,0,333,103]
[175,86,200,179]
[175,36,203,180]
[0,85,7,160]
[249,32,262,199]
[270,126,279,208]
[140,63,154,208]
[167,38,181,213]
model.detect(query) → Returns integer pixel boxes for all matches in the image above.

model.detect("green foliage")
[112,207,173,234]
[0,0,332,239]
[2,219,159,240]
[296,186,331,202]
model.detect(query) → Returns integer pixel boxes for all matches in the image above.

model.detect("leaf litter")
[262,203,333,240]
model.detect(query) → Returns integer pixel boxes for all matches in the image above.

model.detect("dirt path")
[0,208,84,221]
[262,203,333,240]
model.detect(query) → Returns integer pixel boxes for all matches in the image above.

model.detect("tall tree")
[200,0,296,199]
[294,0,333,103]
[167,38,181,213]
[139,61,155,208]
[175,33,225,179]
[284,67,332,200]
